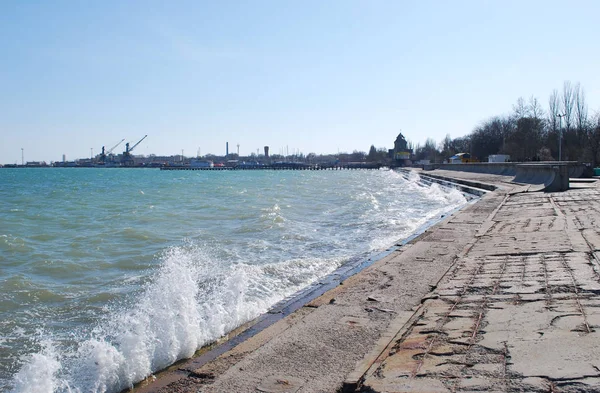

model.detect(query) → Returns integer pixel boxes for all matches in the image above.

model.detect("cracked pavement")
[360,181,600,393]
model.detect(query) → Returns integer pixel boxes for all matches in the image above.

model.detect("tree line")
[411,81,600,166]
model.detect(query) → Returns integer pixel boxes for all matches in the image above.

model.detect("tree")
[573,83,593,162]
[367,145,377,162]
[561,81,581,160]
[452,136,471,156]
[440,134,455,160]
[589,113,600,167]
[575,83,587,128]
[367,145,388,163]
[547,89,560,159]
[506,117,544,161]
[349,150,366,162]
[470,116,509,160]
[429,82,596,164]
[505,97,545,160]
[376,147,390,163]
[513,97,530,119]
[562,81,575,133]
[529,95,544,119]
[413,138,439,162]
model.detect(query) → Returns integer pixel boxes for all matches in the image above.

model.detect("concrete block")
[508,331,600,380]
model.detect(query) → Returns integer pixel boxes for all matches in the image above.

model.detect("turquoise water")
[0,168,467,392]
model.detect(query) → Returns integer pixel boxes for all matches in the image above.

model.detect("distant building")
[396,151,411,160]
[190,159,214,168]
[393,132,412,164]
[26,161,47,167]
[449,153,476,163]
[394,132,408,151]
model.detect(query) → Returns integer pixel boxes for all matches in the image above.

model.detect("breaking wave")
[4,169,468,392]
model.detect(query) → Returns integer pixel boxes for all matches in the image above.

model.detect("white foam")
[10,339,61,393]
[8,170,470,393]
[10,243,344,393]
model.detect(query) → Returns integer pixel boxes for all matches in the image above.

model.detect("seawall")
[420,161,588,192]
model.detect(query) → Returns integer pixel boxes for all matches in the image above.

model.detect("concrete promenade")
[135,169,600,393]
[358,170,600,393]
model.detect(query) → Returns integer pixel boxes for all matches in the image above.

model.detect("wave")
[9,242,344,393]
[6,170,469,392]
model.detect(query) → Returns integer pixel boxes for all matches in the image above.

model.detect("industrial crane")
[121,135,148,166]
[99,139,125,165]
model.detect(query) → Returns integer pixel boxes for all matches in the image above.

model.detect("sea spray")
[10,243,346,392]
[10,338,61,393]
[2,169,469,392]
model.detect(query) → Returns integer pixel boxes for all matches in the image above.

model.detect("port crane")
[99,139,125,165]
[121,135,148,166]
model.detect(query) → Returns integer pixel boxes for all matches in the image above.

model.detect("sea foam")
[6,169,468,393]
[10,242,344,393]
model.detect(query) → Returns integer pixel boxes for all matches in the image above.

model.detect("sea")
[0,168,468,393]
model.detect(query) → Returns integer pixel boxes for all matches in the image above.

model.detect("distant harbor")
[4,134,411,169]
[0,161,388,171]
[1,162,385,170]
[160,162,384,171]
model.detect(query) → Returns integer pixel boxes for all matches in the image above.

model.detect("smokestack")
[226,142,229,157]
[264,146,269,158]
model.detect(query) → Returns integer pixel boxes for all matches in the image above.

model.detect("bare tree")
[575,83,588,132]
[470,116,510,160]
[588,112,600,167]
[562,81,575,133]
[513,96,529,119]
[546,90,560,159]
[561,81,581,160]
[548,89,559,132]
[529,95,544,119]
[440,134,453,159]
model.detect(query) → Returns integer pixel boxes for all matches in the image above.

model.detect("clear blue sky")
[1,0,599,164]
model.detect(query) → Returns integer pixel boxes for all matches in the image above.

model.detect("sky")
[1,0,599,164]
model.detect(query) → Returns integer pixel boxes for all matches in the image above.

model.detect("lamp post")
[556,113,565,161]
